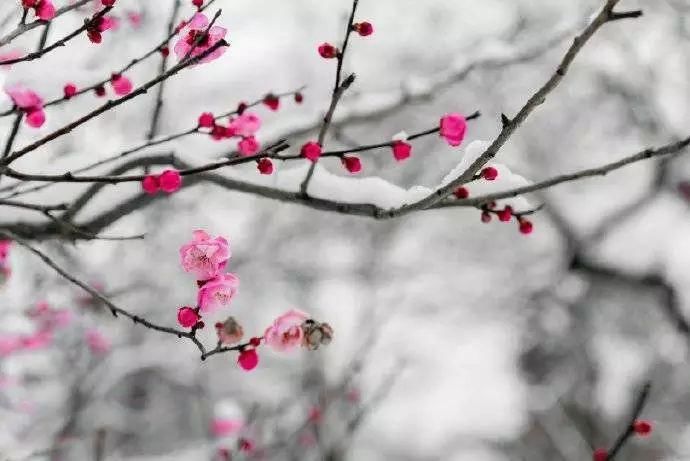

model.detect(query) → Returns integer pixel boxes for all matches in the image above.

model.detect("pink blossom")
[300,141,322,162]
[0,240,11,261]
[110,74,133,96]
[5,84,45,128]
[392,140,412,161]
[52,309,73,327]
[177,306,200,328]
[126,11,143,28]
[179,230,231,280]
[439,113,467,147]
[21,330,52,350]
[86,329,110,354]
[25,108,45,128]
[173,13,227,64]
[197,273,239,313]
[228,112,261,137]
[142,175,159,194]
[211,418,243,437]
[5,84,43,109]
[35,0,56,21]
[264,309,309,352]
[238,136,260,156]
[99,15,118,32]
[158,169,182,193]
[237,349,259,371]
[257,158,273,175]
[0,336,20,357]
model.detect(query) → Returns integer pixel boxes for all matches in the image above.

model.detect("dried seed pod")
[215,316,244,345]
[302,320,334,350]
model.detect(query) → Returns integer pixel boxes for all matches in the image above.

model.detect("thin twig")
[4,140,289,184]
[0,198,67,212]
[299,0,360,195]
[606,382,652,460]
[145,0,182,142]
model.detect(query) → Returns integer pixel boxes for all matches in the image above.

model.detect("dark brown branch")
[3,135,689,241]
[608,9,643,21]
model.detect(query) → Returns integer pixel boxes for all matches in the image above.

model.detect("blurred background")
[1,0,689,459]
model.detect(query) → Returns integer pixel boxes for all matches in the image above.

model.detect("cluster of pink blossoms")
[4,84,46,128]
[297,112,468,175]
[198,110,264,158]
[176,231,333,371]
[195,91,303,175]
[141,169,183,195]
[0,301,108,358]
[21,0,55,21]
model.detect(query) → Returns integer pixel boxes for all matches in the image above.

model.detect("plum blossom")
[238,136,260,156]
[179,230,231,280]
[197,273,239,313]
[126,11,143,28]
[158,169,182,193]
[110,73,133,96]
[177,306,200,328]
[300,141,322,162]
[174,13,227,64]
[228,112,261,137]
[211,418,243,437]
[141,169,182,195]
[0,336,20,357]
[22,0,55,21]
[257,157,273,175]
[21,330,52,350]
[86,329,110,354]
[87,15,117,43]
[439,113,467,147]
[237,348,258,371]
[0,240,11,261]
[5,84,45,128]
[264,309,309,352]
